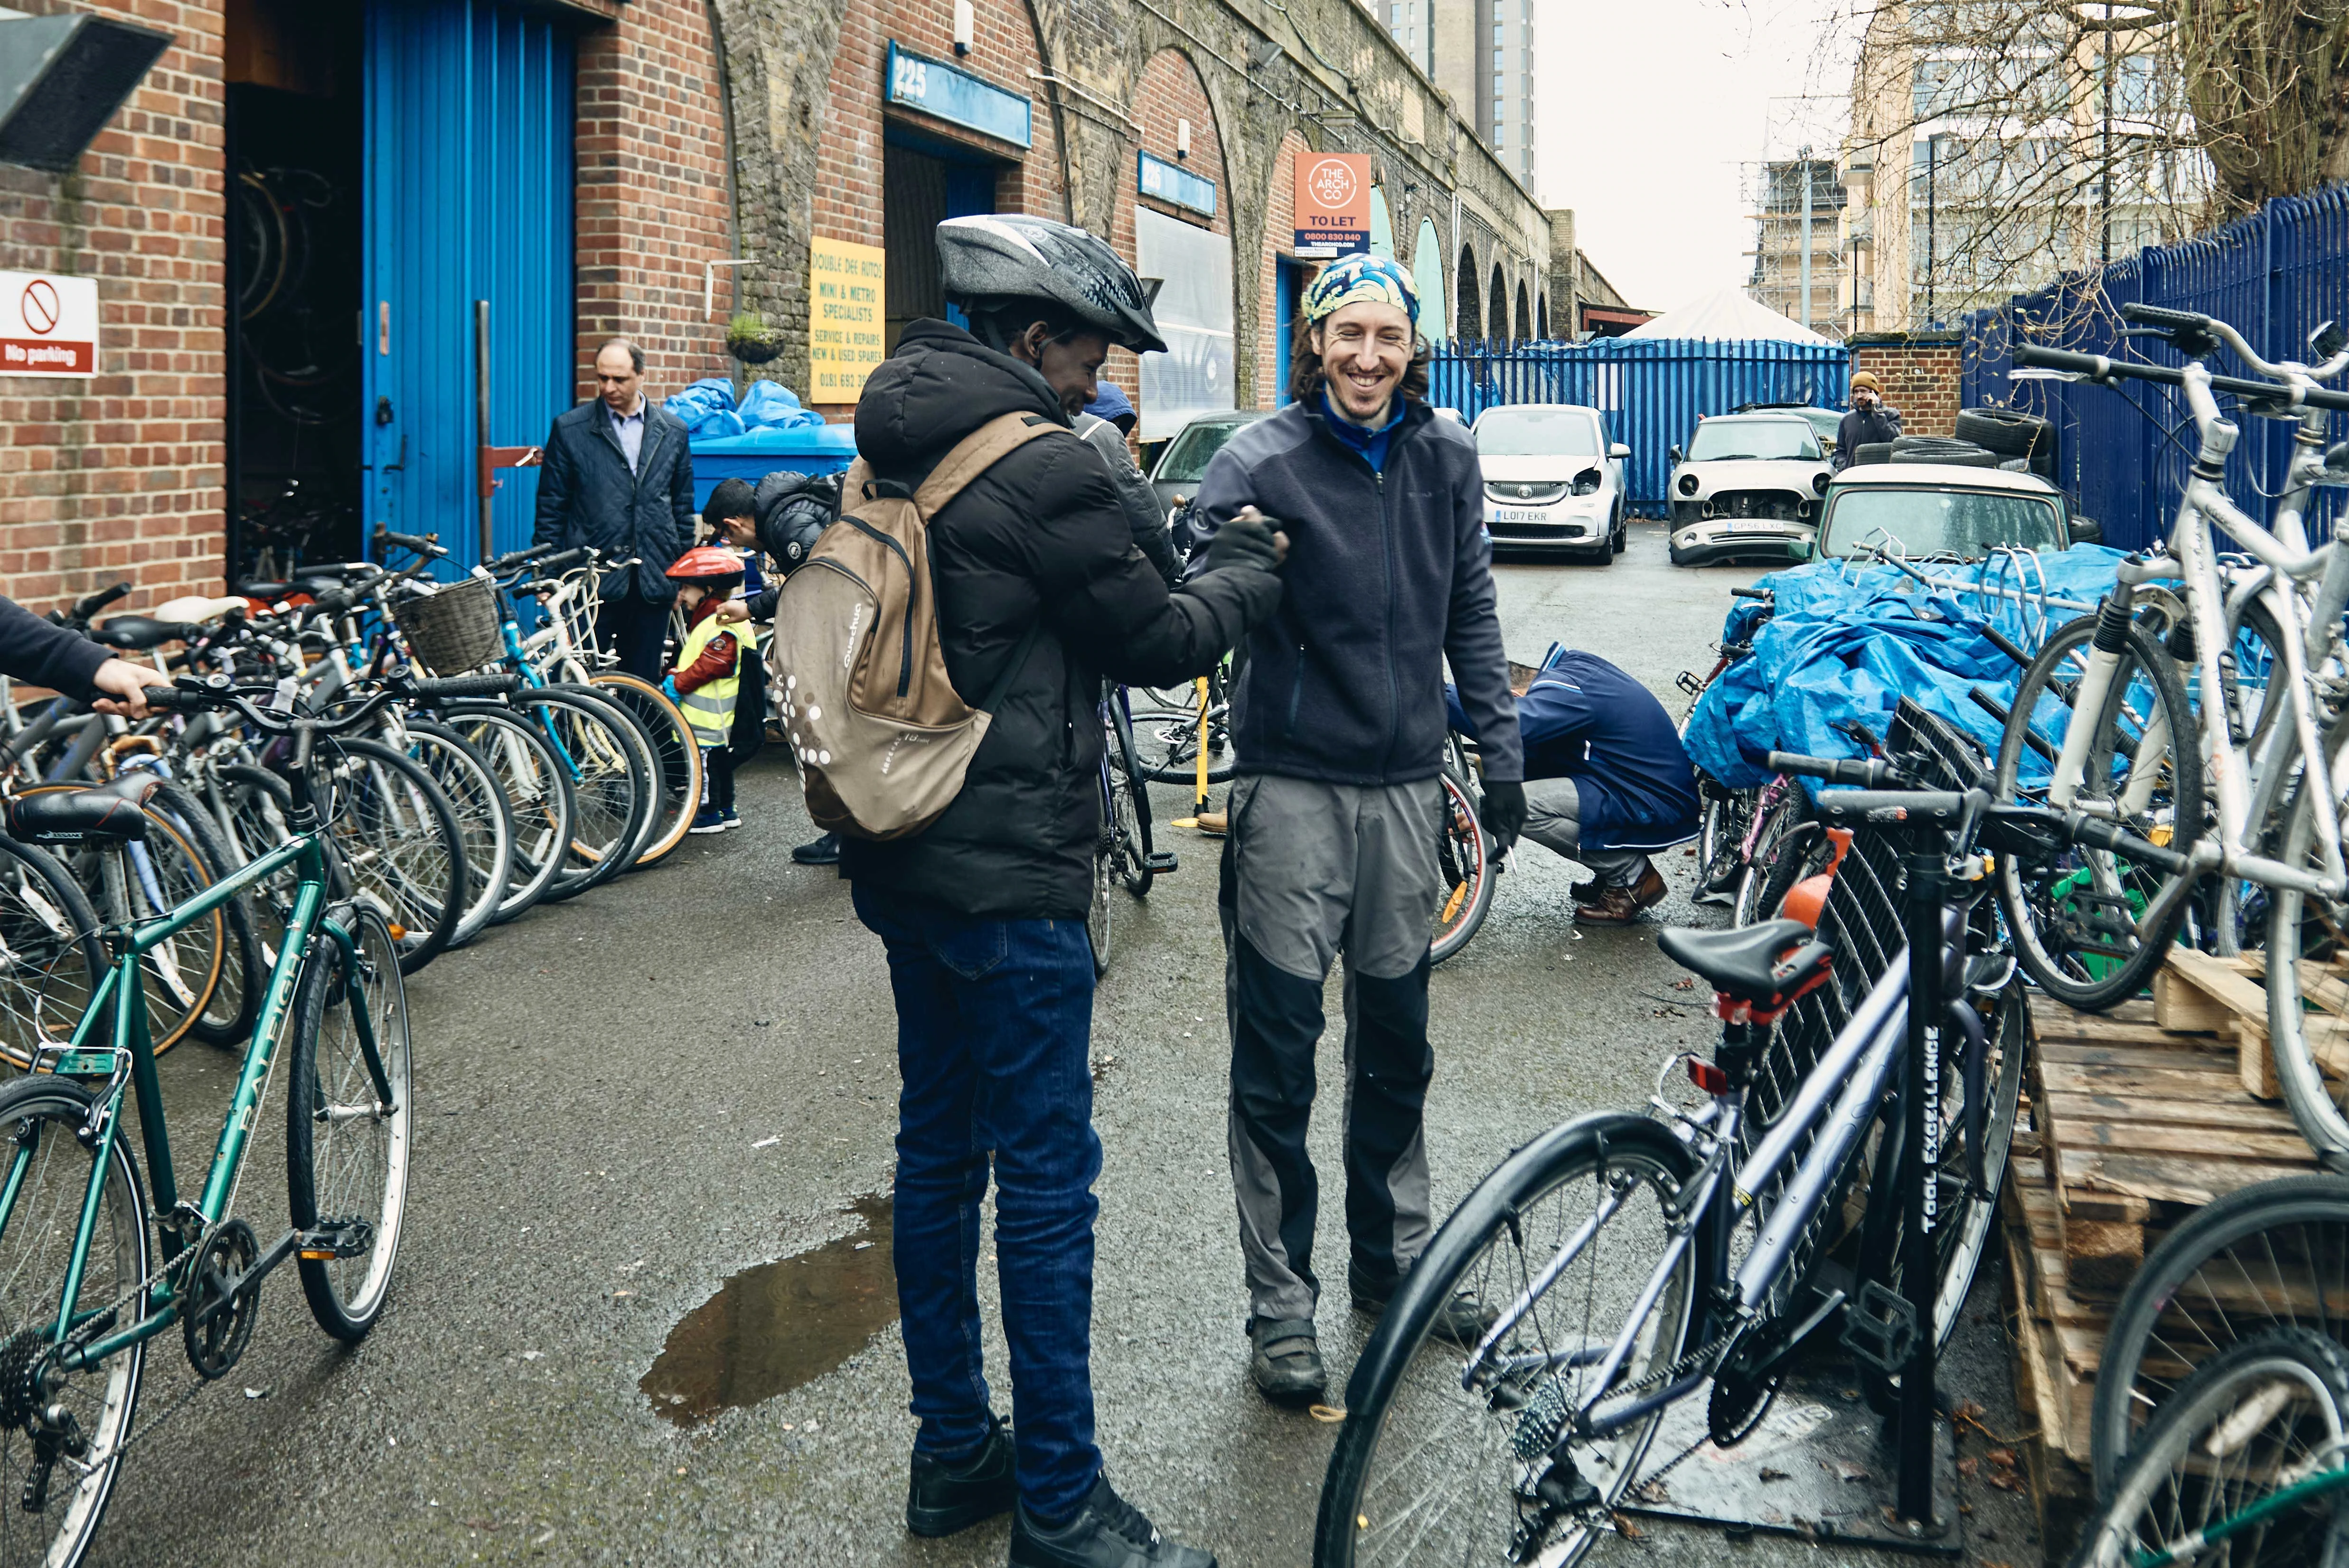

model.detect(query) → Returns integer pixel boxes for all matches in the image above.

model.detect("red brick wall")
[812,0,1065,416]
[574,1,735,403]
[0,0,226,613]
[1104,48,1227,426]
[1255,131,1311,410]
[1851,335,1960,438]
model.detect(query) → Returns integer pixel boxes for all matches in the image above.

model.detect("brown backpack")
[768,411,1061,840]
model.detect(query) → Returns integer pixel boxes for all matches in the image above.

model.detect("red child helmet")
[665,546,745,584]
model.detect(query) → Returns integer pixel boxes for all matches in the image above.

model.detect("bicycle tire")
[2075,1328,2349,1568]
[2264,715,2349,1164]
[0,1074,149,1567]
[529,689,651,902]
[558,685,667,872]
[587,672,702,869]
[286,904,412,1342]
[1992,612,2202,1009]
[1695,778,1753,898]
[1315,1113,1698,1568]
[205,764,299,969]
[1130,671,1240,785]
[398,723,513,948]
[430,705,575,924]
[1733,787,1811,928]
[1106,698,1154,897]
[1429,769,1494,966]
[1087,795,1113,978]
[140,779,263,1049]
[0,833,102,1070]
[326,738,464,976]
[2091,1174,2349,1493]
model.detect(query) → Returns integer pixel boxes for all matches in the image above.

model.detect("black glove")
[1201,512,1282,575]
[1480,778,1527,854]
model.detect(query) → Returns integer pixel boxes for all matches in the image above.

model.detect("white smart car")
[1472,404,1632,561]
[1666,413,1835,567]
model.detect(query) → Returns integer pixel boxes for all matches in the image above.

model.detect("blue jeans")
[851,882,1103,1522]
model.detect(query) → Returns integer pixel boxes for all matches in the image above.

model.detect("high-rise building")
[1381,0,1534,189]
[1749,158,1846,336]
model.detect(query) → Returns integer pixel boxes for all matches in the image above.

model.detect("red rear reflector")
[1686,1059,1728,1094]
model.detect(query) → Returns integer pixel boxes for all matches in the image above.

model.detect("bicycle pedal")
[1144,851,1179,873]
[1839,1280,1918,1377]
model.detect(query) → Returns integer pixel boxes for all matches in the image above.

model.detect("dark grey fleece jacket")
[1190,396,1522,785]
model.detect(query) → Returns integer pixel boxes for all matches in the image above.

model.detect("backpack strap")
[977,620,1044,714]
[912,412,1067,516]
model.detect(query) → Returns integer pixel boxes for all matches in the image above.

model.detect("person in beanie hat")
[663,545,752,834]
[1834,370,1902,469]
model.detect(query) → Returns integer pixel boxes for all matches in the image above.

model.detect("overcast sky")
[1534,0,1862,313]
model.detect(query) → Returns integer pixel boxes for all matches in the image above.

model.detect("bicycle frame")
[3,817,389,1375]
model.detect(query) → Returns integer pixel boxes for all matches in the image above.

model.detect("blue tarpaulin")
[1682,548,2129,792]
[663,377,826,440]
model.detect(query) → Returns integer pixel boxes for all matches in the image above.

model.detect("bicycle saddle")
[89,615,202,651]
[234,578,335,602]
[1658,919,1835,1017]
[5,774,160,845]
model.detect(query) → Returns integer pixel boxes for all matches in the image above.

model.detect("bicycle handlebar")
[1766,751,1901,787]
[372,527,445,558]
[2012,345,2349,412]
[486,543,558,573]
[1729,586,1773,601]
[71,581,132,622]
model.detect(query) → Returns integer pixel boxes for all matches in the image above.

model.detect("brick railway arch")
[1487,261,1507,341]
[1454,244,1482,343]
[1255,128,1315,408]
[1109,46,1234,433]
[1514,279,1531,342]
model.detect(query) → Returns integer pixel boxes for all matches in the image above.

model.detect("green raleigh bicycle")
[0,666,502,1566]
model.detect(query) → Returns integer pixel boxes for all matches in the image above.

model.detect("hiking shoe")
[1192,810,1227,837]
[1350,1260,1499,1348]
[791,831,841,864]
[689,808,728,836]
[1575,865,1668,926]
[1009,1474,1216,1567]
[906,1413,1015,1538]
[719,807,742,831]
[1247,1316,1326,1404]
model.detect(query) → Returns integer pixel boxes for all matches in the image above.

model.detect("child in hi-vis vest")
[664,546,751,835]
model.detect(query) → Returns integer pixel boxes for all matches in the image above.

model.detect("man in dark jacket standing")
[1189,254,1526,1405]
[1832,370,1902,469]
[847,215,1283,1568]
[530,338,697,680]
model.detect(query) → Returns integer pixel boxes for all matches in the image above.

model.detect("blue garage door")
[364,0,573,573]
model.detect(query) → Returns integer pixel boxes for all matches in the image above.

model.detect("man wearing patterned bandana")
[1188,252,1526,1404]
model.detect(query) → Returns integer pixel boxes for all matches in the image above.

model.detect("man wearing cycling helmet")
[1187,254,1524,1407]
[844,215,1284,1568]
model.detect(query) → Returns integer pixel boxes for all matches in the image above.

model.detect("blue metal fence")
[1428,338,1851,515]
[1960,185,2349,552]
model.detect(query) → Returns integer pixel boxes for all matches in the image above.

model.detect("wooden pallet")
[2001,1134,2096,1564]
[2155,947,2349,1100]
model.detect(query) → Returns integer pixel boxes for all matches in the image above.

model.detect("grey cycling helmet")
[937,215,1167,355]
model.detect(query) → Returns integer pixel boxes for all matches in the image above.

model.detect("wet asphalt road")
[95,522,2041,1567]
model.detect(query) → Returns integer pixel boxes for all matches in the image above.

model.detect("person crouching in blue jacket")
[1446,645,1699,924]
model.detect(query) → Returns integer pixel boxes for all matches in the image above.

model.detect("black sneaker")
[791,831,841,865]
[1246,1316,1326,1405]
[906,1414,1016,1538]
[1350,1260,1498,1347]
[1009,1475,1215,1567]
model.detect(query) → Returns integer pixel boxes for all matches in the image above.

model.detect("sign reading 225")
[892,53,929,103]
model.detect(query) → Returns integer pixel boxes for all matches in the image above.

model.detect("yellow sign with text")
[809,237,887,401]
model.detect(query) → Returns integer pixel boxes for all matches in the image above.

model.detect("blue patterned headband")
[1302,254,1419,328]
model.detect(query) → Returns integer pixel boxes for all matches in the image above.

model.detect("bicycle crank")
[181,1218,261,1380]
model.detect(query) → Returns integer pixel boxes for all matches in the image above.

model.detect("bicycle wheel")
[398,723,512,948]
[1106,700,1154,897]
[2075,1328,2349,1568]
[529,690,650,903]
[27,795,226,1057]
[287,905,412,1342]
[324,739,463,976]
[551,683,666,873]
[1315,1114,1698,1568]
[0,836,100,1070]
[206,764,298,969]
[1429,769,1494,967]
[1732,786,1810,928]
[1130,671,1240,786]
[1087,789,1113,979]
[2091,1175,2349,1493]
[0,1075,148,1566]
[1992,611,2202,1010]
[142,780,262,1050]
[2263,717,2349,1164]
[588,673,702,870]
[1694,777,1753,901]
[432,705,575,924]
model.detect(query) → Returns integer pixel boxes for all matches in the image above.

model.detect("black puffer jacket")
[841,319,1281,919]
[742,470,841,620]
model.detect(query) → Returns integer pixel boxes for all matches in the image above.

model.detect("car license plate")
[1724,521,1784,534]
[1494,508,1560,525]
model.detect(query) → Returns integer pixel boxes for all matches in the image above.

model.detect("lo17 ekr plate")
[1494,508,1574,526]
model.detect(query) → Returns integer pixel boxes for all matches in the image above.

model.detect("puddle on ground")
[640,1192,897,1428]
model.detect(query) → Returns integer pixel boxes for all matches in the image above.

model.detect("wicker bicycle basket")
[390,576,502,676]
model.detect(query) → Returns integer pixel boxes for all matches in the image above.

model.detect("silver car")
[1666,414,1834,567]
[1473,404,1632,560]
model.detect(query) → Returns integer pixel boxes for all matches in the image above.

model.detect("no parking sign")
[0,272,96,377]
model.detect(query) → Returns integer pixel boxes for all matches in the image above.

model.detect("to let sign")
[0,272,96,377]
[808,238,887,402]
[1293,154,1370,259]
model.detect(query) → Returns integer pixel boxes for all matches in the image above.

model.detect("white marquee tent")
[1620,288,1834,345]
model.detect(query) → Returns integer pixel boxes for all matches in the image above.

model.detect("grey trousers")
[1221,774,1444,1324]
[1523,776,1651,888]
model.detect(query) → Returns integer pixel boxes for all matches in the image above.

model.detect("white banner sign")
[0,272,95,377]
[1133,207,1233,441]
